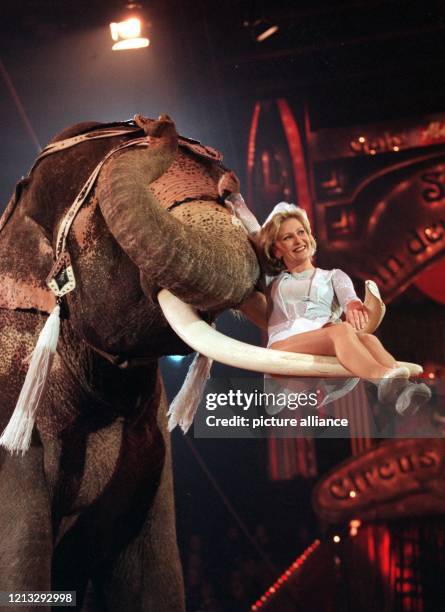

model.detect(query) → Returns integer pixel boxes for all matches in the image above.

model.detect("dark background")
[2,1,445,203]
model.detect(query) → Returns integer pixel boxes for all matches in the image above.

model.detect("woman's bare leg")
[271,323,394,379]
[357,333,397,369]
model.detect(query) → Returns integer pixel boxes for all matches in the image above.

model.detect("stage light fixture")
[244,18,279,43]
[110,2,150,51]
[254,20,279,42]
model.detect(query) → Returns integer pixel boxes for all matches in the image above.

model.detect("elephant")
[0,114,260,611]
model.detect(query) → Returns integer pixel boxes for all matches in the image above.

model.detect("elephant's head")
[0,114,260,364]
[0,111,266,456]
[96,114,258,311]
[0,113,262,605]
[86,114,260,359]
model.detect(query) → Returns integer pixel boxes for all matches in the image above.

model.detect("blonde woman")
[228,197,430,415]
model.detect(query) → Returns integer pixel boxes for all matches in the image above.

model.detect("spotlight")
[168,356,185,363]
[245,19,279,43]
[110,2,150,51]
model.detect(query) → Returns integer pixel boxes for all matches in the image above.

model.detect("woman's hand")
[346,300,369,331]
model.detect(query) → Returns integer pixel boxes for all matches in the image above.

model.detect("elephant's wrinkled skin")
[0,116,259,611]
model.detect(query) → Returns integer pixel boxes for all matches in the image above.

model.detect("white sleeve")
[225,192,261,234]
[332,269,361,310]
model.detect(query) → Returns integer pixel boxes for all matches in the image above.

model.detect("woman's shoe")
[395,382,432,416]
[378,366,410,404]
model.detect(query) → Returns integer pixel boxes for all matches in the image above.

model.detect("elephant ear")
[0,179,56,313]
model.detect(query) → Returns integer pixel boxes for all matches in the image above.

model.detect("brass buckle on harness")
[46,251,76,297]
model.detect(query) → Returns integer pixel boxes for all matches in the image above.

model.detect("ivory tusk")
[157,289,422,377]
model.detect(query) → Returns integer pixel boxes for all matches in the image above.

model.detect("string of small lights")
[250,538,321,610]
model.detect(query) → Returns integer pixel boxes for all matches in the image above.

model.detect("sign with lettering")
[311,112,445,161]
[317,155,445,301]
[312,439,445,523]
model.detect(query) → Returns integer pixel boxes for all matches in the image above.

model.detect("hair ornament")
[262,202,309,227]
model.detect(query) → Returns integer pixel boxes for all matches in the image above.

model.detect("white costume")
[267,268,360,346]
[264,267,362,409]
[226,194,361,346]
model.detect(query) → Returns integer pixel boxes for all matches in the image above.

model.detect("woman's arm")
[221,188,266,328]
[237,290,268,331]
[332,269,368,331]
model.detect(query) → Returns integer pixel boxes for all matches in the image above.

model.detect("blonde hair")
[260,210,317,274]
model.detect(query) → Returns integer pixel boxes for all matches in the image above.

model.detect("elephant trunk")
[97,124,259,310]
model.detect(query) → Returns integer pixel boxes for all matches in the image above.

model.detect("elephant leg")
[94,400,185,612]
[0,445,52,612]
[51,524,98,612]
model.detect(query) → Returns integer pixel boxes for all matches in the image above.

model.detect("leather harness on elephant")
[0,120,231,313]
[0,121,234,324]
[0,118,239,452]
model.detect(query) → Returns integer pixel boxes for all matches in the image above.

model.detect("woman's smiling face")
[273,218,313,271]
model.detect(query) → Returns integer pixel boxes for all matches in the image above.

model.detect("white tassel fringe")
[168,353,213,434]
[0,304,60,455]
